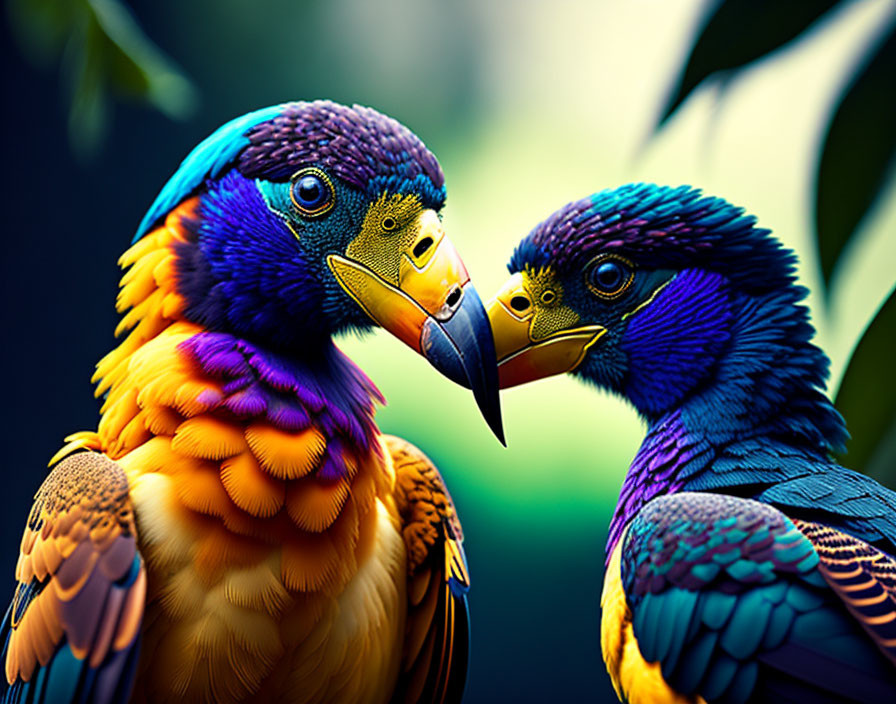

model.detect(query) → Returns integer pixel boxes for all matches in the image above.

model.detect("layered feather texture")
[88,203,395,702]
[0,453,145,704]
[607,494,896,703]
[506,185,896,702]
[4,180,470,703]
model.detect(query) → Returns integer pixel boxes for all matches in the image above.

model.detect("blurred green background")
[2,1,894,701]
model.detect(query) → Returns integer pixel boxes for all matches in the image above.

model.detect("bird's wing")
[1,452,146,704]
[756,462,896,555]
[794,519,896,662]
[384,435,469,704]
[607,491,896,704]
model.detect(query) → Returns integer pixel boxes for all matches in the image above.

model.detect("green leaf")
[815,20,896,290]
[7,0,196,156]
[6,0,81,65]
[658,0,840,128]
[835,287,896,482]
[64,12,109,161]
[86,0,197,120]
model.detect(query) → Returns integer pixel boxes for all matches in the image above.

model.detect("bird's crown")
[136,100,446,241]
[509,183,796,292]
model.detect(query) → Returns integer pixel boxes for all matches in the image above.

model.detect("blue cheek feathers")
[176,171,327,350]
[622,269,732,417]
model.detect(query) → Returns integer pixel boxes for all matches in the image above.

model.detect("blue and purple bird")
[0,101,503,704]
[486,183,896,703]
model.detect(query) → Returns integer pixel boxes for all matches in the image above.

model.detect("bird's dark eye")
[290,168,334,216]
[586,256,633,298]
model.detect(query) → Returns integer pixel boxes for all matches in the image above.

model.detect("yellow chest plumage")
[62,205,410,702]
[99,334,406,704]
[601,537,704,704]
[125,468,406,704]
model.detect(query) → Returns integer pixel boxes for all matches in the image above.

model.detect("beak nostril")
[445,285,462,309]
[510,295,531,312]
[434,285,464,321]
[413,236,434,259]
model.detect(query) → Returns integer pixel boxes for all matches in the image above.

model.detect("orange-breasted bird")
[0,100,503,704]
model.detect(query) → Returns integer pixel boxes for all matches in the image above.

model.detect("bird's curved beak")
[486,274,606,388]
[328,210,504,443]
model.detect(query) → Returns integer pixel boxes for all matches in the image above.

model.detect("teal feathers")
[134,104,283,241]
[620,493,896,703]
[494,184,896,702]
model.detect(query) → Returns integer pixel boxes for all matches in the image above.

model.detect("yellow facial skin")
[487,268,606,388]
[327,193,469,353]
[328,192,505,441]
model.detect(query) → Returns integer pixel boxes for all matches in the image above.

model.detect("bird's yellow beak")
[328,210,466,352]
[328,201,503,441]
[486,273,606,388]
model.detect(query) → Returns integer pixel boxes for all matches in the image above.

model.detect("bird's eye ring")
[381,216,398,232]
[585,255,634,298]
[290,167,335,217]
[540,290,556,305]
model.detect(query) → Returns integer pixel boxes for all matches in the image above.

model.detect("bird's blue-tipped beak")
[421,285,505,444]
[327,208,504,443]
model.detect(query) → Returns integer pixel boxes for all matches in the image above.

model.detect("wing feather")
[1,452,146,704]
[384,436,469,704]
[617,492,896,703]
[794,519,896,663]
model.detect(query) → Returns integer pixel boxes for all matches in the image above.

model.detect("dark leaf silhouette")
[661,0,896,481]
[836,288,896,483]
[8,0,196,158]
[815,20,896,290]
[658,0,839,128]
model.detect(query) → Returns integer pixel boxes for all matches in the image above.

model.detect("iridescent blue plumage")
[617,494,896,702]
[134,104,284,241]
[491,183,896,702]
[506,185,893,551]
[510,183,795,290]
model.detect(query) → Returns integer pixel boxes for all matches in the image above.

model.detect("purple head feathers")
[509,184,795,294]
[136,101,445,241]
[238,101,446,209]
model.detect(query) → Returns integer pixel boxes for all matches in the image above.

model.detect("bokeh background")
[2,1,894,701]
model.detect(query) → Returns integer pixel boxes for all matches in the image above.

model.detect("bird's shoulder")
[606,491,896,703]
[381,434,469,704]
[758,459,896,554]
[385,435,463,568]
[1,451,146,704]
[686,433,896,554]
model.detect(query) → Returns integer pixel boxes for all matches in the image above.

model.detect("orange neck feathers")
[79,199,390,595]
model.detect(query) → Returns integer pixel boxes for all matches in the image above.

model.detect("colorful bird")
[0,100,503,704]
[486,183,896,703]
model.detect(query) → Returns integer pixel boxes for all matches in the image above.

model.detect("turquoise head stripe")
[133,104,284,242]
